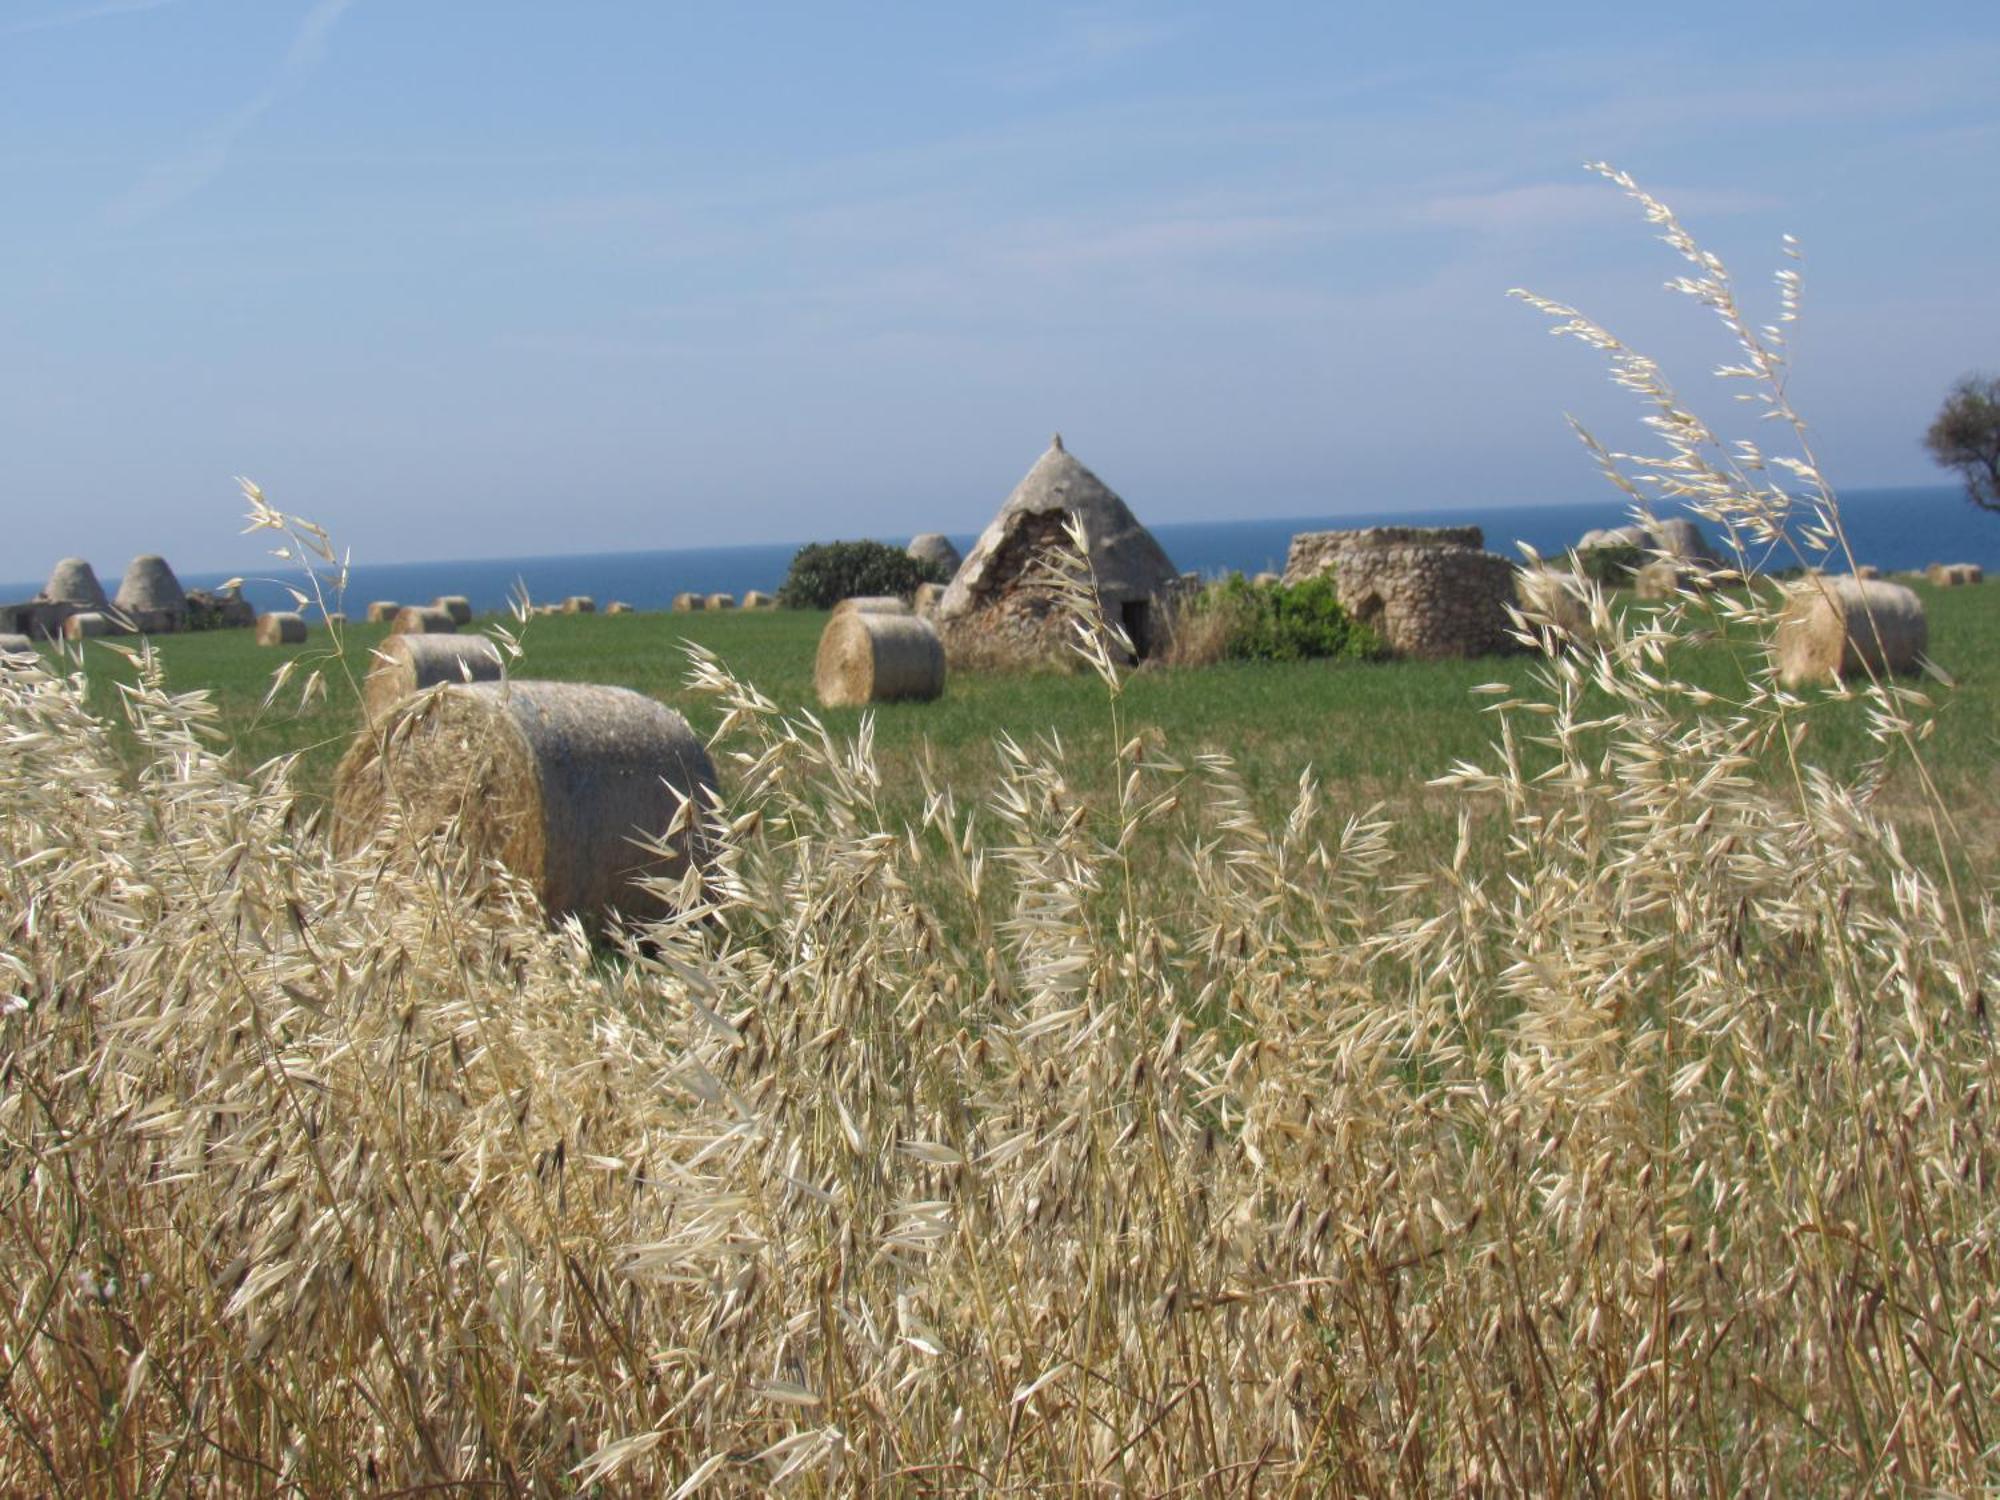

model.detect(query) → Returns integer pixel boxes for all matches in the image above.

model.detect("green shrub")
[1573,542,1643,585]
[1171,574,1380,664]
[776,540,950,610]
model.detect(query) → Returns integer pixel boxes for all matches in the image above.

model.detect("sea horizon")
[5,483,1989,617]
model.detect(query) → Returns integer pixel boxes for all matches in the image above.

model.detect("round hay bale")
[0,632,35,658]
[907,532,963,573]
[390,605,458,636]
[324,611,349,627]
[913,581,946,615]
[1854,564,1882,581]
[672,593,705,612]
[562,595,596,615]
[112,554,189,633]
[434,595,473,626]
[1944,563,1984,586]
[741,590,775,609]
[1252,571,1283,587]
[1775,576,1926,687]
[332,681,717,926]
[366,600,401,624]
[814,612,945,707]
[255,611,307,646]
[62,611,114,641]
[362,632,504,722]
[41,557,108,611]
[606,601,634,615]
[705,593,736,611]
[1634,559,1695,601]
[1515,566,1597,647]
[831,595,912,618]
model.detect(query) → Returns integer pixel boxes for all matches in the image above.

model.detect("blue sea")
[7,485,1988,616]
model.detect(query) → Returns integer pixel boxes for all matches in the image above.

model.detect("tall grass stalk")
[2,171,1996,1493]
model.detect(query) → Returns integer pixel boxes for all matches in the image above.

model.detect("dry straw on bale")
[62,611,114,640]
[913,581,945,614]
[434,595,473,625]
[1947,563,1983,586]
[41,556,109,610]
[254,612,307,646]
[1774,575,1927,687]
[672,592,704,612]
[1634,559,1698,600]
[831,594,912,618]
[390,605,458,636]
[741,590,774,609]
[333,681,716,926]
[562,595,596,614]
[814,610,946,707]
[362,632,504,722]
[606,601,633,614]
[366,600,400,623]
[1855,564,1882,580]
[705,593,735,610]
[113,554,189,633]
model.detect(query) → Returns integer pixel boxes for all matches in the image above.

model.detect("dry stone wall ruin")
[1283,526,1519,659]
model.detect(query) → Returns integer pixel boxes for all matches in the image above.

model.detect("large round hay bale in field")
[434,595,473,626]
[390,605,458,636]
[1854,564,1882,581]
[255,612,307,646]
[815,611,945,707]
[363,632,504,722]
[742,590,775,609]
[672,592,704,612]
[606,601,633,614]
[333,681,716,926]
[113,554,189,633]
[562,595,596,615]
[1775,576,1926,687]
[41,557,108,611]
[0,633,35,658]
[705,593,736,610]
[1634,560,1698,600]
[62,611,115,641]
[831,595,912,619]
[366,600,401,624]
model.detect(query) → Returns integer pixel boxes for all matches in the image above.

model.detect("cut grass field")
[36,579,2000,857]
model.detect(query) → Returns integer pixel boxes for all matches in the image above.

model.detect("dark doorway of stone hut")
[1121,600,1156,661]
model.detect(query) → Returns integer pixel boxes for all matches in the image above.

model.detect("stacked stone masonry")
[1283,526,1519,659]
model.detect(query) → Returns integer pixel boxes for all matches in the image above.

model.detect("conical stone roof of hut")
[114,555,189,627]
[937,435,1177,622]
[41,557,108,610]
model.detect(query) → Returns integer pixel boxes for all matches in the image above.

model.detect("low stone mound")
[1283,528,1517,659]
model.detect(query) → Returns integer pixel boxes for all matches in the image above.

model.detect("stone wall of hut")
[1283,526,1519,659]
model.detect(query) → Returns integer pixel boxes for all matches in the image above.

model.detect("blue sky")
[2,1,1997,575]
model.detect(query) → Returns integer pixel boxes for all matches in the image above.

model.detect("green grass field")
[32,582,2000,857]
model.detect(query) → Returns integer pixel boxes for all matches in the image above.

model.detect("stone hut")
[113,554,190,633]
[907,533,963,574]
[1,557,111,639]
[934,435,1180,666]
[1282,525,1518,659]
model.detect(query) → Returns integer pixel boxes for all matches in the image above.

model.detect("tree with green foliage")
[1924,373,2000,513]
[776,540,951,610]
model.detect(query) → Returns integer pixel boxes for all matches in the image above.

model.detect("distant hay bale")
[562,595,596,614]
[366,601,401,624]
[741,591,775,609]
[606,601,633,614]
[112,554,189,633]
[332,681,717,927]
[435,595,473,626]
[1854,564,1882,581]
[41,557,108,611]
[1634,560,1698,600]
[672,593,704,612]
[0,633,34,658]
[907,532,963,573]
[814,611,946,707]
[324,611,349,627]
[831,595,912,619]
[1775,576,1926,687]
[1515,566,1598,648]
[362,632,504,723]
[913,581,945,615]
[705,593,736,611]
[1941,563,1984,586]
[62,611,114,641]
[255,612,307,646]
[390,606,458,636]
[1252,571,1282,587]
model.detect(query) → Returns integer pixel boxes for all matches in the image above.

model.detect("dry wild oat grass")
[3,171,1998,1495]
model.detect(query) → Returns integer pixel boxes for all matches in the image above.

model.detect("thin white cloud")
[2,0,178,37]
[104,0,355,226]
[999,6,1194,91]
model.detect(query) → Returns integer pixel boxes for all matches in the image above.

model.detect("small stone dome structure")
[1283,526,1518,659]
[113,555,190,633]
[936,435,1180,666]
[41,557,109,611]
[907,532,963,574]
